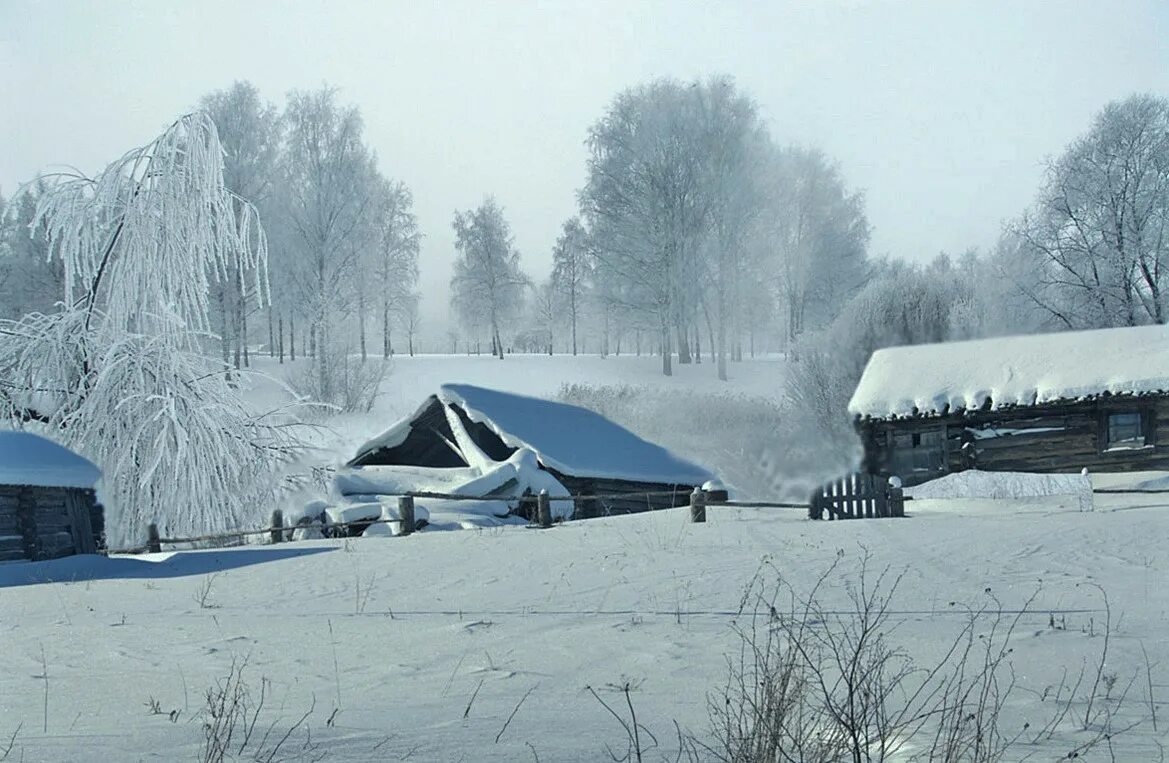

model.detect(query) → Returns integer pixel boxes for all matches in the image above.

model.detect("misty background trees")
[0,77,1164,435]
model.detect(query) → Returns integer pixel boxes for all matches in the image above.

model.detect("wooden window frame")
[1098,403,1156,453]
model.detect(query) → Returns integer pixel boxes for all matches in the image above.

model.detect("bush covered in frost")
[557,383,857,501]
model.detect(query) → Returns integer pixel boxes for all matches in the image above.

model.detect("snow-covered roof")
[0,431,101,489]
[849,324,1169,420]
[354,383,714,486]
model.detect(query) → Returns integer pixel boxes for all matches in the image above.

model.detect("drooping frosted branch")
[30,112,269,336]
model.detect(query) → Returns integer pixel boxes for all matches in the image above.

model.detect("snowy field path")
[2,491,1167,761]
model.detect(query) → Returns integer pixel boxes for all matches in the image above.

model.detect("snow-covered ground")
[2,482,1167,761]
[4,355,1164,761]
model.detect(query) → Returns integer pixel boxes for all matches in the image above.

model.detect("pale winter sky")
[2,1,1167,333]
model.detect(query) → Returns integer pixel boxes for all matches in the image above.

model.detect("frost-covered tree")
[449,197,529,359]
[757,145,870,347]
[0,113,308,545]
[531,279,557,355]
[1008,94,1169,328]
[373,179,421,359]
[198,81,283,369]
[582,79,711,375]
[549,216,591,355]
[788,259,973,444]
[0,180,62,319]
[402,291,421,356]
[694,77,766,380]
[281,87,380,396]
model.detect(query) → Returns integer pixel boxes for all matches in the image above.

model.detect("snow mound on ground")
[1127,474,1169,491]
[849,324,1169,419]
[0,430,102,489]
[907,470,1093,510]
[332,448,573,534]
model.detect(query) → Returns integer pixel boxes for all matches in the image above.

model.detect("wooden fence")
[117,477,909,555]
[808,473,906,521]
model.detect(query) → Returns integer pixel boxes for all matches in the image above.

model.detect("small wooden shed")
[849,325,1169,486]
[343,384,715,518]
[0,431,105,562]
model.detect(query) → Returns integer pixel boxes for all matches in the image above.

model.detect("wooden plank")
[16,486,38,561]
[65,491,96,554]
[863,474,874,518]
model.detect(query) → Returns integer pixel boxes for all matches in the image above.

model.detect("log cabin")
[0,431,105,562]
[848,324,1169,486]
[335,384,715,522]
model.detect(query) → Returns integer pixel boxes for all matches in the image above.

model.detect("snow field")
[2,488,1167,761]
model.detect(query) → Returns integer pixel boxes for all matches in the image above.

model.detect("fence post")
[270,509,284,544]
[147,522,161,553]
[689,488,707,523]
[702,480,728,504]
[399,496,416,536]
[537,490,553,529]
[808,488,822,520]
[888,476,905,518]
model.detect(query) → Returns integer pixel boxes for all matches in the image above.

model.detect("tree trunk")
[241,299,249,368]
[382,301,390,359]
[278,315,284,364]
[716,287,728,382]
[231,266,243,371]
[216,280,231,370]
[316,322,328,401]
[289,313,296,362]
[268,306,275,358]
[358,294,367,363]
[661,325,673,376]
[676,324,691,364]
[694,325,702,365]
[717,321,728,382]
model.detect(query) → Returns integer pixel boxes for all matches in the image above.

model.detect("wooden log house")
[848,324,1169,486]
[337,384,715,520]
[0,431,105,562]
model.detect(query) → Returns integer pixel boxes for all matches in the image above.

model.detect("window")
[888,427,946,475]
[1105,411,1145,450]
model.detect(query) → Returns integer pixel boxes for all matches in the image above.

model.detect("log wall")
[859,396,1169,485]
[0,485,101,563]
[549,473,694,519]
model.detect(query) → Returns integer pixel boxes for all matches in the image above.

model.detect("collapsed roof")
[349,383,713,486]
[849,324,1169,420]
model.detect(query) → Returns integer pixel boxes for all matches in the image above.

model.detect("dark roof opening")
[350,397,468,468]
[451,403,518,462]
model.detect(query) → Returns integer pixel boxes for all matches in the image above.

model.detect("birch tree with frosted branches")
[281,87,380,396]
[198,81,283,370]
[550,216,592,356]
[1008,94,1169,328]
[449,197,529,359]
[0,113,309,545]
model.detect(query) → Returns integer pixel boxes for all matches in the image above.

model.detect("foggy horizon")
[3,0,1166,334]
